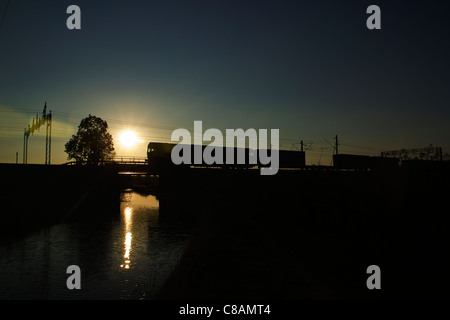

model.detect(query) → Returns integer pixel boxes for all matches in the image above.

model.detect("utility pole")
[16,152,18,164]
[334,135,339,155]
[45,110,52,165]
[23,128,28,164]
[23,102,52,164]
[300,140,304,152]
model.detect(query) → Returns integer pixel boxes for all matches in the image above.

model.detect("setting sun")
[119,130,138,148]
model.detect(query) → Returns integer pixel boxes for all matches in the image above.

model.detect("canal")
[0,190,192,299]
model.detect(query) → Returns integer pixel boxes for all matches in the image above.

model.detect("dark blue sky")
[1,0,449,164]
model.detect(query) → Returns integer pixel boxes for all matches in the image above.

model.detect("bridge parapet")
[63,156,148,166]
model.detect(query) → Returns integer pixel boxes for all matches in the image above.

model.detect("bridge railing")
[113,156,148,164]
[63,157,148,166]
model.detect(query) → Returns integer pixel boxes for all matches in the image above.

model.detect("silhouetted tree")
[65,114,115,164]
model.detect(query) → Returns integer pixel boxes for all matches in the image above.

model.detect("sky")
[0,0,449,165]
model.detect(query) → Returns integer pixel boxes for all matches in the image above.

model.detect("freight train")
[147,142,306,170]
[147,142,413,172]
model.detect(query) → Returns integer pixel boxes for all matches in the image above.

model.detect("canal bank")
[156,167,450,299]
[0,164,121,238]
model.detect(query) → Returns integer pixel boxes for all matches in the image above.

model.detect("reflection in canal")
[0,191,192,299]
[121,207,133,269]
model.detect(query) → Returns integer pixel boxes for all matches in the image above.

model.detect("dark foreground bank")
[156,166,450,299]
[0,164,121,239]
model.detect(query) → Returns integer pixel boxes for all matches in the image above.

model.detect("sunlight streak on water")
[0,191,191,299]
[121,207,133,269]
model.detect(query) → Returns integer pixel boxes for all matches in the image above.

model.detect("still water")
[0,191,191,299]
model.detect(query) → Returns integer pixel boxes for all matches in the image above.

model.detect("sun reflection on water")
[121,207,133,269]
[119,193,159,271]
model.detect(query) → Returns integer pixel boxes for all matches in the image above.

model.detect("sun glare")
[119,130,138,148]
